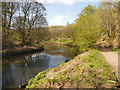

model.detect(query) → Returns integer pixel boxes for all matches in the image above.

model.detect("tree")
[2,2,18,40]
[99,2,117,38]
[12,2,48,46]
[73,5,101,51]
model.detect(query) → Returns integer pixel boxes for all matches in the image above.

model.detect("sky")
[37,0,100,26]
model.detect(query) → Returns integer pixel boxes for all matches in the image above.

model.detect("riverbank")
[2,45,44,58]
[2,44,77,88]
[43,39,73,47]
[26,49,118,88]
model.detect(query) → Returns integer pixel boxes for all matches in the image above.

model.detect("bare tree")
[12,2,48,46]
[99,2,119,38]
[2,2,18,40]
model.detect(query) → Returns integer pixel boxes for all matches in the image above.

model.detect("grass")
[48,38,73,44]
[59,39,73,44]
[26,49,118,88]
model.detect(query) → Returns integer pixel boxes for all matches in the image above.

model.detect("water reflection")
[50,49,66,53]
[2,44,76,88]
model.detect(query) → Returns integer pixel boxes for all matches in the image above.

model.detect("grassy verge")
[26,49,118,88]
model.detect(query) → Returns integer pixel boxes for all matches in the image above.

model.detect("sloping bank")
[2,45,44,58]
[26,49,118,88]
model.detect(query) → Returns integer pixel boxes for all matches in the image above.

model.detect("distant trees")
[2,1,119,50]
[64,23,74,39]
[49,24,74,42]
[49,25,64,41]
[45,2,119,50]
[2,2,48,47]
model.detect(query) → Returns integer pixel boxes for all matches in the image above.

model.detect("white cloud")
[36,0,104,5]
[37,0,76,6]
[49,15,64,26]
[7,0,118,3]
[48,15,71,26]
[47,0,75,5]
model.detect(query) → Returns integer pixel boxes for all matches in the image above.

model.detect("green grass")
[26,49,118,88]
[81,50,117,81]
[48,38,73,44]
[59,39,73,44]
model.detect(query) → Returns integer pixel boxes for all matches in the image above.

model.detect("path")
[100,48,120,82]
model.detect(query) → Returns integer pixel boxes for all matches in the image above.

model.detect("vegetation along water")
[1,1,120,89]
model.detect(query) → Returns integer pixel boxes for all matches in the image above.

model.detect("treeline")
[48,2,120,52]
[49,23,74,42]
[73,2,120,52]
[2,2,48,49]
[2,2,120,52]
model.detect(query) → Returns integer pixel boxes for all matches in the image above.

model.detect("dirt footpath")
[100,48,120,82]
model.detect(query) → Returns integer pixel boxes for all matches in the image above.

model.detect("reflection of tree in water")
[2,53,51,88]
[2,45,77,88]
[24,53,50,68]
[44,48,77,58]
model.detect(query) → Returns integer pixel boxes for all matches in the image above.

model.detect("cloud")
[49,15,64,26]
[48,15,71,26]
[36,0,103,5]
[37,0,76,6]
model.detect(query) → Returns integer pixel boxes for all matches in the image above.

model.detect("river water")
[2,44,77,88]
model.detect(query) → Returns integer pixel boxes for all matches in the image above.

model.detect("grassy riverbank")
[26,49,118,88]
[43,39,73,46]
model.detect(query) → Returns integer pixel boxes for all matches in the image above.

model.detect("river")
[2,44,77,88]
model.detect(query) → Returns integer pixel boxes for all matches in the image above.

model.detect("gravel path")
[100,48,120,82]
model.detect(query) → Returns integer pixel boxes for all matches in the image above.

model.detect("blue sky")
[37,1,100,26]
